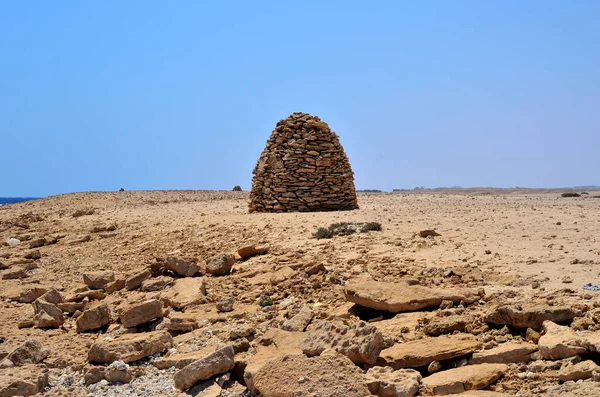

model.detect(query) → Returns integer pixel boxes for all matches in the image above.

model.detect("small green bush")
[360,222,382,233]
[312,221,382,239]
[313,227,333,239]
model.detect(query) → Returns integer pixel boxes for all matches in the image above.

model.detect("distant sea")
[0,197,39,206]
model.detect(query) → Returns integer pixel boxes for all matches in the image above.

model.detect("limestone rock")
[88,330,173,364]
[154,347,216,370]
[161,278,207,309]
[15,287,48,304]
[471,342,537,364]
[124,269,152,291]
[378,334,482,369]
[163,256,199,277]
[216,298,234,313]
[424,315,473,336]
[118,299,163,328]
[538,321,588,360]
[104,360,133,384]
[6,340,49,366]
[302,319,383,364]
[281,306,313,332]
[76,304,111,333]
[364,366,422,397]
[83,271,115,290]
[345,279,484,313]
[253,353,370,397]
[558,360,600,382]
[140,276,173,292]
[38,289,62,305]
[0,364,48,397]
[249,112,358,213]
[173,346,235,390]
[237,245,268,260]
[205,254,234,276]
[420,364,508,395]
[104,278,126,294]
[485,305,579,329]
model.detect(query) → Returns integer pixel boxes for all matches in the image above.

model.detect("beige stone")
[76,304,111,333]
[0,364,48,397]
[378,334,481,369]
[237,245,268,260]
[538,321,588,360]
[420,364,508,395]
[83,271,115,289]
[485,305,579,329]
[558,360,600,382]
[125,269,151,290]
[345,279,484,313]
[163,256,199,277]
[88,330,173,364]
[205,254,234,276]
[364,366,422,397]
[173,346,235,390]
[471,342,537,364]
[281,306,313,332]
[161,278,207,309]
[154,346,216,370]
[118,299,163,328]
[6,340,49,366]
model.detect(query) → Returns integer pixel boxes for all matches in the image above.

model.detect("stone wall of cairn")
[249,112,359,213]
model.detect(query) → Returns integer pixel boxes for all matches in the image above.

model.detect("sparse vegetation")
[313,221,382,239]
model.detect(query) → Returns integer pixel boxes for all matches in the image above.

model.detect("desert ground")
[1,190,600,396]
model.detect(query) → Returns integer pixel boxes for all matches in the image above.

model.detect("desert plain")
[1,190,600,396]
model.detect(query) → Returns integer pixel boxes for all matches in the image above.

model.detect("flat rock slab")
[420,364,508,395]
[443,392,509,397]
[538,321,589,360]
[485,305,579,329]
[345,279,484,313]
[253,353,370,397]
[364,366,421,397]
[88,330,173,364]
[558,360,600,382]
[0,364,48,397]
[378,334,482,369]
[174,346,235,390]
[471,342,537,364]
[154,346,216,370]
[161,278,207,309]
[118,299,163,328]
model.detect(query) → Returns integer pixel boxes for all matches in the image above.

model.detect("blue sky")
[1,1,598,197]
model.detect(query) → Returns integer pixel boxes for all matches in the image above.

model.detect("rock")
[118,299,163,328]
[163,257,199,277]
[558,360,600,382]
[424,315,473,336]
[378,334,482,369]
[216,298,234,313]
[281,306,313,332]
[23,250,41,260]
[140,276,173,292]
[164,314,199,332]
[257,295,273,307]
[538,321,589,360]
[571,316,595,331]
[345,279,484,313]
[15,287,48,304]
[419,230,441,238]
[2,268,28,280]
[124,269,152,290]
[249,112,359,213]
[269,266,296,285]
[154,347,216,370]
[6,238,20,246]
[161,278,207,309]
[205,254,235,276]
[253,352,370,397]
[88,330,173,364]
[39,289,62,305]
[104,278,126,294]
[471,342,537,364]
[83,271,115,290]
[57,301,86,314]
[485,305,579,329]
[104,360,132,384]
[83,365,106,386]
[6,340,49,366]
[420,364,508,395]
[173,346,235,390]
[28,238,45,249]
[66,290,106,302]
[0,364,48,397]
[442,392,508,397]
[364,366,422,397]
[76,304,111,333]
[32,299,64,328]
[302,319,383,364]
[525,328,541,344]
[237,245,268,260]
[428,361,442,374]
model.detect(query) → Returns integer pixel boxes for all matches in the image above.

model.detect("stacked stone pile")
[249,112,358,213]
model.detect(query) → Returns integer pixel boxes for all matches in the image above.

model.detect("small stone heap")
[249,112,358,213]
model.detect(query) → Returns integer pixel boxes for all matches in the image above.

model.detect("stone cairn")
[249,112,358,213]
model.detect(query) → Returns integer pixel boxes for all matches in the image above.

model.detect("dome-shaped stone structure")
[249,112,358,213]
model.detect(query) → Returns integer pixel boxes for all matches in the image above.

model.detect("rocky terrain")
[0,190,599,396]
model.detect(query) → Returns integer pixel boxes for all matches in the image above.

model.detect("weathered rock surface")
[118,299,163,328]
[345,279,484,313]
[154,347,216,370]
[471,342,537,364]
[538,321,588,360]
[420,364,508,395]
[83,271,115,290]
[249,112,359,213]
[32,299,64,328]
[485,305,579,329]
[173,346,235,390]
[205,254,234,276]
[161,278,207,309]
[124,269,151,291]
[302,319,383,364]
[364,366,422,397]
[6,340,49,366]
[76,304,111,333]
[378,334,482,369]
[253,353,370,397]
[424,315,473,336]
[237,245,268,260]
[281,306,313,332]
[140,276,173,292]
[558,360,600,382]
[88,330,173,364]
[163,256,198,277]
[0,364,48,397]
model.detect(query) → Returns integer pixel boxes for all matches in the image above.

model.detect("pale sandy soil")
[1,190,599,396]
